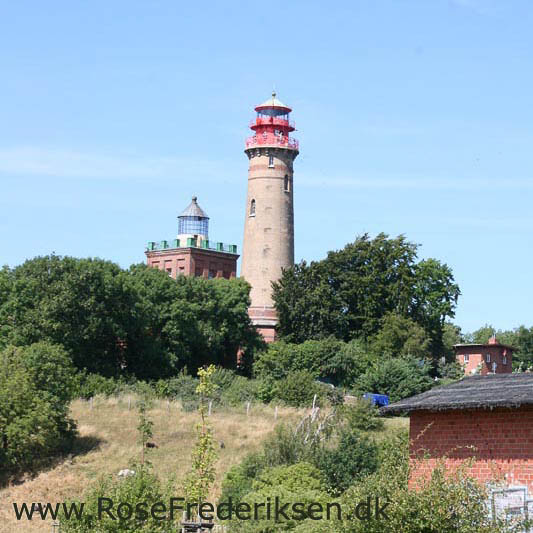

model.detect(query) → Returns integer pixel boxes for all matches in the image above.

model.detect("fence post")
[246,401,251,416]
[208,400,213,416]
[90,397,93,410]
[274,405,278,420]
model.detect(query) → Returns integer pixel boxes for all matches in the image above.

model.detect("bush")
[273,370,325,407]
[60,464,179,532]
[341,399,384,432]
[154,372,198,402]
[73,372,126,399]
[228,463,332,532]
[0,343,77,472]
[254,338,348,384]
[221,376,260,406]
[355,356,433,403]
[314,430,379,494]
[219,452,266,504]
[219,423,311,506]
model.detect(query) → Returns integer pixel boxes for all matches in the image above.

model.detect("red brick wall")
[409,408,533,493]
[146,248,237,280]
[455,345,512,375]
[248,307,278,343]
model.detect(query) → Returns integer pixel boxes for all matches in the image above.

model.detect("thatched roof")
[381,373,533,415]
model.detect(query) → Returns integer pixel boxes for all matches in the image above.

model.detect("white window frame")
[486,353,491,363]
[464,354,470,363]
[268,155,275,168]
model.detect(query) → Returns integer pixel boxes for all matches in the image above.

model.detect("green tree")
[0,266,12,348]
[410,258,461,357]
[4,255,135,376]
[183,365,218,509]
[0,343,76,472]
[369,313,431,359]
[273,234,460,356]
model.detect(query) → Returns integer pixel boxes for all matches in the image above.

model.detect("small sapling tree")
[183,365,219,516]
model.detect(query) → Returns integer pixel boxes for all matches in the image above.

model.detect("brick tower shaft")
[241,92,299,342]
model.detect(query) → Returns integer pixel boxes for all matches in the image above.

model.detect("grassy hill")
[0,395,408,533]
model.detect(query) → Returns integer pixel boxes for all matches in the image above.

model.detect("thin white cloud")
[0,146,239,183]
[298,175,533,191]
[1,146,531,194]
[449,0,502,16]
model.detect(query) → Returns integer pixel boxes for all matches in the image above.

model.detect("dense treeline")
[272,233,460,359]
[0,255,263,379]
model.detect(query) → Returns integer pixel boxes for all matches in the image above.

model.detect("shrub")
[228,463,332,532]
[221,376,260,406]
[60,465,178,532]
[341,399,384,432]
[254,338,346,383]
[219,452,266,504]
[73,372,126,399]
[354,356,433,403]
[314,430,379,494]
[0,343,76,472]
[273,370,324,407]
[154,372,198,403]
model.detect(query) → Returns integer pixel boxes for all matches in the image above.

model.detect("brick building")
[454,335,515,375]
[145,196,239,279]
[382,373,533,519]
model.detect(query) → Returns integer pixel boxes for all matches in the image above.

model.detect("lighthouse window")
[250,199,256,216]
[268,155,274,168]
[284,175,290,192]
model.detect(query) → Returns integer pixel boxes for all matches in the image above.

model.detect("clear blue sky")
[1,0,532,333]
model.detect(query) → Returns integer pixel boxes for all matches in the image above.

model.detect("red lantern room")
[245,91,299,151]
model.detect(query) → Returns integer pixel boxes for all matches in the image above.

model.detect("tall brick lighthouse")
[241,92,299,342]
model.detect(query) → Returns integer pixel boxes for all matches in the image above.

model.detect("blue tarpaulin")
[363,393,389,407]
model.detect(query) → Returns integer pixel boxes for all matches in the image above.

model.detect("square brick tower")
[241,93,299,343]
[145,196,239,279]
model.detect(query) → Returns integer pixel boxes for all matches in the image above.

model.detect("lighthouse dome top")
[178,196,209,219]
[255,91,292,114]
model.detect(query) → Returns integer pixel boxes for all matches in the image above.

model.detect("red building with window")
[145,196,239,279]
[382,373,533,522]
[454,336,515,375]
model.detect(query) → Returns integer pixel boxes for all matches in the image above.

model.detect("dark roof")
[381,373,533,415]
[178,196,209,219]
[453,342,516,351]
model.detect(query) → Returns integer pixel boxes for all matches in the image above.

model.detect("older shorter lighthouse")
[241,92,299,342]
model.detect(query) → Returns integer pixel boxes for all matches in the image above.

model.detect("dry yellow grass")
[0,395,306,533]
[0,396,408,533]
